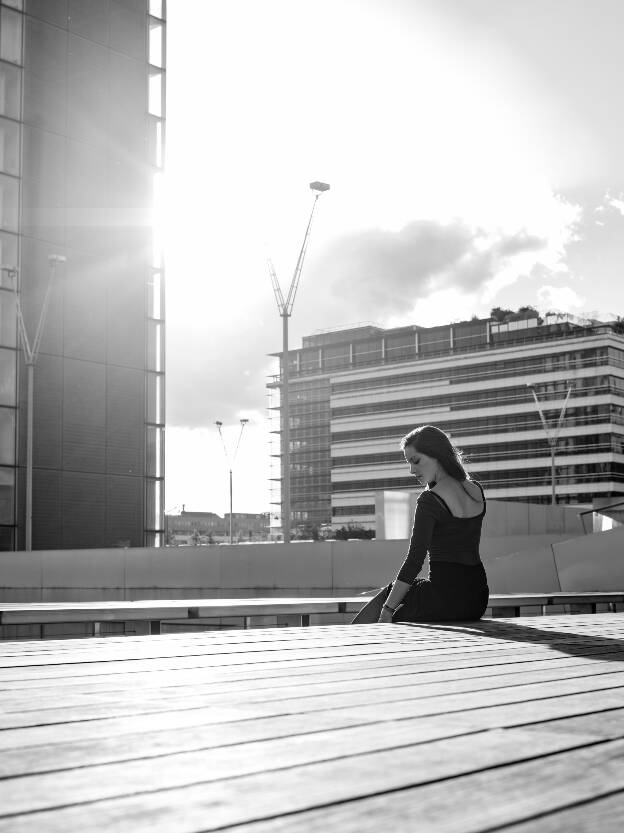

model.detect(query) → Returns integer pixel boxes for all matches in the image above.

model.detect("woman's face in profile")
[404,447,437,485]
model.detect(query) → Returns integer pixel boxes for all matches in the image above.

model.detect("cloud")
[306,220,546,320]
[606,193,624,216]
[537,284,586,312]
[166,209,580,432]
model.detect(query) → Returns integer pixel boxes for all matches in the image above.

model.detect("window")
[0,464,14,523]
[147,372,164,424]
[146,425,163,478]
[148,270,163,319]
[147,319,163,372]
[0,288,16,346]
[149,0,164,19]
[149,19,165,68]
[0,7,22,65]
[146,477,163,531]
[0,405,14,464]
[0,172,18,230]
[0,116,18,175]
[148,69,164,117]
[0,232,17,281]
[147,116,164,168]
[0,61,20,119]
[0,347,15,405]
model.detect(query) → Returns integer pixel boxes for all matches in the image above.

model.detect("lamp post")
[215,418,249,545]
[527,382,573,505]
[268,181,330,543]
[2,256,65,551]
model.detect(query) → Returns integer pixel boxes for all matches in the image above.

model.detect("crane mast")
[267,181,330,543]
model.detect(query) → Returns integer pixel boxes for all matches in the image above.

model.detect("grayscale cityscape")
[0,1,623,829]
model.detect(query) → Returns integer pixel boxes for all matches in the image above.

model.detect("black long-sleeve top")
[396,484,486,584]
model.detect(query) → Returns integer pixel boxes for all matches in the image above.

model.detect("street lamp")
[527,382,573,505]
[268,181,330,544]
[215,418,249,545]
[2,255,66,551]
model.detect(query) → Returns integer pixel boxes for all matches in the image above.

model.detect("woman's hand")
[378,606,394,623]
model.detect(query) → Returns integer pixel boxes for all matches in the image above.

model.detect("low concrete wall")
[555,525,624,591]
[482,525,624,594]
[0,541,407,602]
[1,523,621,602]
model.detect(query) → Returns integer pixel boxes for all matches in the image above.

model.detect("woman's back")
[430,478,484,518]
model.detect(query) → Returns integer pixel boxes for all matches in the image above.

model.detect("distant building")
[0,2,166,549]
[268,313,624,534]
[165,509,270,544]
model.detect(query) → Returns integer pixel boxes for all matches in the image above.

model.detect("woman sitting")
[352,425,489,624]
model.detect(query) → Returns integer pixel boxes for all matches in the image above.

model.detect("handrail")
[578,498,624,516]
[578,497,624,534]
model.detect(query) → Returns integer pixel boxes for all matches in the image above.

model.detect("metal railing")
[579,498,624,534]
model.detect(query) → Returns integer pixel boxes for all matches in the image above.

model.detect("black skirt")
[393,561,489,623]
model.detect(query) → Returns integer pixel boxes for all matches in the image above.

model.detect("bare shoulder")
[430,478,483,518]
[462,480,483,501]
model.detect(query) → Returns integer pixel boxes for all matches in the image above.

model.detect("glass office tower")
[0,0,165,549]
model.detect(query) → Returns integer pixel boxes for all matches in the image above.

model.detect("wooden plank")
[5,610,623,670]
[3,649,624,731]
[1,733,624,832]
[0,708,617,819]
[0,642,582,690]
[1,611,620,655]
[2,684,622,777]
[3,649,621,708]
[493,792,624,833]
[0,635,567,675]
[1,609,622,662]
[1,617,622,688]
[3,677,624,781]
[2,654,622,716]
[1,662,623,743]
[194,743,624,833]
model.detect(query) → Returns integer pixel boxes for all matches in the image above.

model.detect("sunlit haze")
[163,0,624,516]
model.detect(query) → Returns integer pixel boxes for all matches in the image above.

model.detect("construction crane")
[269,181,330,544]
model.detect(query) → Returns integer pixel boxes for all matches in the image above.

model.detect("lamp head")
[215,420,223,427]
[309,181,330,193]
[48,255,67,264]
[240,418,249,425]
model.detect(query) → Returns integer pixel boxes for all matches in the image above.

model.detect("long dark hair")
[400,425,469,482]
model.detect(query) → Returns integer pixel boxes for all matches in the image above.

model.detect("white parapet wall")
[0,522,622,602]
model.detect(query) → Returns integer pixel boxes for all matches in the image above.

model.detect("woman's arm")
[378,494,440,622]
[378,578,412,622]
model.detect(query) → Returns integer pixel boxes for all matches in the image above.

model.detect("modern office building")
[0,1,165,549]
[268,313,624,534]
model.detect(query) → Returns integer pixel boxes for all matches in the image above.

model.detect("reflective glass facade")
[0,0,165,550]
[269,317,624,533]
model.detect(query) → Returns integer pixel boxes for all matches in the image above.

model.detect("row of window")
[333,505,375,517]
[330,348,612,396]
[286,324,623,380]
[331,404,622,446]
[331,434,622,469]
[331,462,624,494]
[331,379,619,420]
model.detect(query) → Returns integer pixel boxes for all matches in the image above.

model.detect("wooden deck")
[1,613,624,831]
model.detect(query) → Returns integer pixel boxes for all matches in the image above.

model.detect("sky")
[162,0,624,516]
